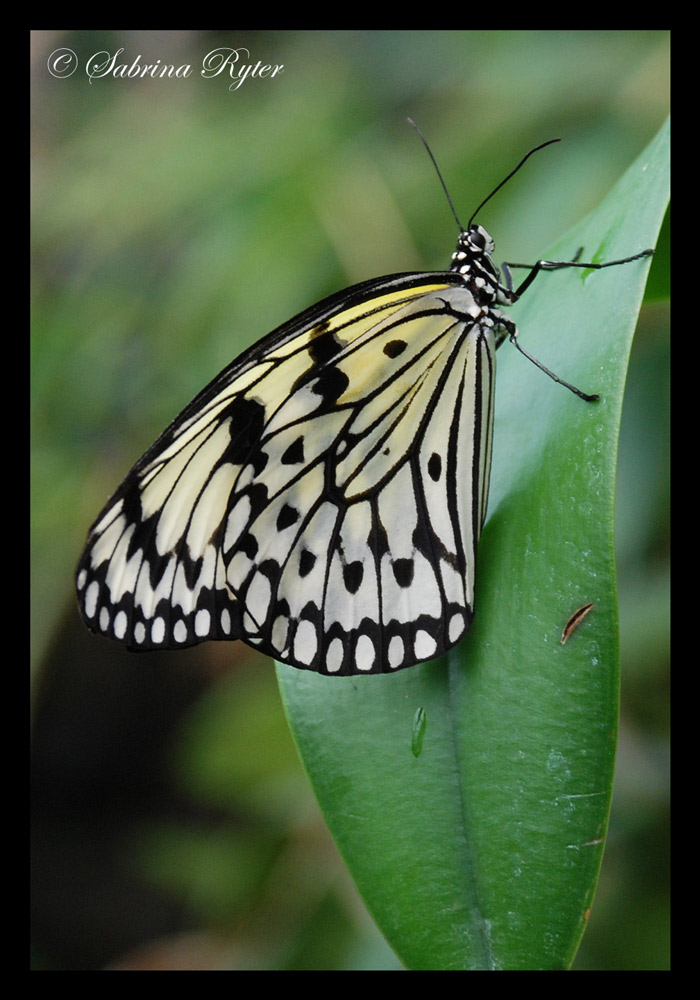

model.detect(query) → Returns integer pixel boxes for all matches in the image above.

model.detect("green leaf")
[276,119,669,971]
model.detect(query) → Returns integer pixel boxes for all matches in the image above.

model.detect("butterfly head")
[450,224,496,277]
[464,224,495,254]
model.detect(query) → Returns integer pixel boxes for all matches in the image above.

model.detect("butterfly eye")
[469,229,486,250]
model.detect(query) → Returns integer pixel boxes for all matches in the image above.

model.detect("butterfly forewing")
[76,272,496,674]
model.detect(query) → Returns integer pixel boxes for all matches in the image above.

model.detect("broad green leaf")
[277,119,669,971]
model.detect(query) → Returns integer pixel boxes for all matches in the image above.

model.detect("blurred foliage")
[31,30,669,970]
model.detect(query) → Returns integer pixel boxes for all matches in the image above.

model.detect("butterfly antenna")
[408,118,465,232]
[468,138,561,228]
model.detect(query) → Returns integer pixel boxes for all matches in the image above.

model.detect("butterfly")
[76,125,652,675]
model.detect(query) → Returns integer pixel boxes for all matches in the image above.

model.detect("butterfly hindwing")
[76,272,496,674]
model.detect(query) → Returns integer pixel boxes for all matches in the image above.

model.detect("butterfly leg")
[495,315,599,402]
[504,248,653,300]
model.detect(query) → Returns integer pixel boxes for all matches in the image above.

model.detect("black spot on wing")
[392,558,414,587]
[308,327,345,365]
[311,366,349,407]
[343,561,364,594]
[281,436,305,465]
[222,396,267,464]
[384,339,407,358]
[428,452,442,481]
[276,503,300,531]
[298,548,316,577]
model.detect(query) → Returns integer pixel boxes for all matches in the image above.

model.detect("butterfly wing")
[76,272,496,674]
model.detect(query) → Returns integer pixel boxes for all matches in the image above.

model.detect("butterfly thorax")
[449,224,507,308]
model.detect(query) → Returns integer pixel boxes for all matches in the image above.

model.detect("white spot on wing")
[326,637,344,673]
[271,614,289,653]
[151,617,166,644]
[414,630,437,660]
[195,609,211,637]
[84,581,99,619]
[114,610,127,639]
[246,572,273,624]
[294,620,318,666]
[449,611,466,643]
[388,635,405,669]
[355,634,376,672]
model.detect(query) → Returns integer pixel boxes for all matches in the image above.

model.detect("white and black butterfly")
[76,126,652,675]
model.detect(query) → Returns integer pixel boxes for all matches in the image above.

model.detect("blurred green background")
[30,30,669,970]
